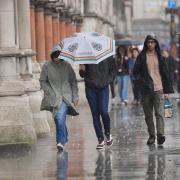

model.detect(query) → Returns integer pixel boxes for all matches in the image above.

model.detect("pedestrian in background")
[129,47,141,104]
[40,43,79,152]
[133,34,174,145]
[79,56,116,150]
[161,49,178,87]
[116,46,130,105]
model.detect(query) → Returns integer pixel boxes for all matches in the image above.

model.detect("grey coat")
[39,60,79,114]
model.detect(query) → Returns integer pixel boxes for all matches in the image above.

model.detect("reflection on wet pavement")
[57,151,68,180]
[94,150,112,180]
[0,99,179,179]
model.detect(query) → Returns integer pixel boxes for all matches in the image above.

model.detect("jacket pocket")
[40,89,55,112]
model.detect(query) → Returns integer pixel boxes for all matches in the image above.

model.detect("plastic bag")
[164,99,173,118]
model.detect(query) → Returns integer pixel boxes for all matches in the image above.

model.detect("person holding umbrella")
[57,32,116,150]
[40,43,79,152]
[79,56,116,150]
[133,34,174,146]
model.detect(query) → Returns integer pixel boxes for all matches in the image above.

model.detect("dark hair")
[50,51,60,60]
[131,47,139,53]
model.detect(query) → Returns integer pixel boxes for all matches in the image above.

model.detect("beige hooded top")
[146,53,163,91]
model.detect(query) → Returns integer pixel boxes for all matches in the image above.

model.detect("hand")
[79,64,86,71]
[73,100,78,107]
[164,94,169,99]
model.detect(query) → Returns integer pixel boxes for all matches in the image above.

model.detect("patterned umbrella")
[59,32,115,64]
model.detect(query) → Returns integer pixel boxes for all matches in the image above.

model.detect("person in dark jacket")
[79,56,116,150]
[162,49,178,86]
[129,47,141,104]
[133,34,174,146]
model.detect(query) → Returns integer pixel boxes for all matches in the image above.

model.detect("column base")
[0,96,37,145]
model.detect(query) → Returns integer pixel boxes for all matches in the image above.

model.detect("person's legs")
[153,91,165,144]
[85,87,104,141]
[98,86,113,146]
[121,75,130,102]
[98,86,110,137]
[133,80,141,102]
[131,79,136,101]
[141,94,155,144]
[54,101,69,145]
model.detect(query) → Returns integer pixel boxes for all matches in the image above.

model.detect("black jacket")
[116,56,130,76]
[79,57,116,89]
[133,34,174,95]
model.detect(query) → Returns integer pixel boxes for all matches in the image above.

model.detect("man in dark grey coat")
[40,44,79,151]
[133,34,174,146]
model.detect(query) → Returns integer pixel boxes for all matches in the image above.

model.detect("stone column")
[52,11,60,44]
[59,9,65,40]
[124,0,132,37]
[82,0,103,33]
[0,0,37,145]
[72,21,76,35]
[17,0,50,137]
[30,0,36,61]
[35,3,46,62]
[76,17,82,32]
[65,19,71,37]
[60,19,67,40]
[44,6,53,61]
[85,0,96,13]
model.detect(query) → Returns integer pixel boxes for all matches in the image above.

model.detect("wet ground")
[0,96,180,180]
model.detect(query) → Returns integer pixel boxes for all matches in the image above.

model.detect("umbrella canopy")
[59,32,115,64]
[115,38,142,46]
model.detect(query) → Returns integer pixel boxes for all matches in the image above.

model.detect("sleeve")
[109,56,117,79]
[39,63,51,93]
[69,65,79,102]
[132,55,141,80]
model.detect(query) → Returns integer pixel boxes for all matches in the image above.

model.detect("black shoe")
[147,135,155,145]
[157,134,165,145]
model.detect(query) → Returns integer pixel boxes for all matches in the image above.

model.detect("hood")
[142,34,161,54]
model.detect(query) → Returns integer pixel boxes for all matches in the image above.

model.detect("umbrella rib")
[74,35,95,61]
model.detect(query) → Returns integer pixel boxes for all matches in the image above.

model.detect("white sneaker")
[111,98,116,105]
[57,143,64,152]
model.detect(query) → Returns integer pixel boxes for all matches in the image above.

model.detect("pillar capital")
[56,1,65,10]
[35,0,46,11]
[75,15,83,25]
[61,8,72,22]
[44,2,54,9]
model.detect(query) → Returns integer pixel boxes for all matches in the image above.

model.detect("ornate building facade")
[0,0,131,145]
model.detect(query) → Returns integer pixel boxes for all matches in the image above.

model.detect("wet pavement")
[0,96,180,180]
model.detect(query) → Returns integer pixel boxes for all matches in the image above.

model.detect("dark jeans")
[85,85,111,141]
